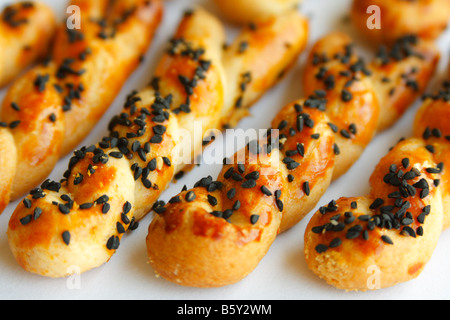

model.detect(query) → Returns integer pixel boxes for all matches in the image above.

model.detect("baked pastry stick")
[146,32,439,288]
[351,0,450,45]
[7,7,309,278]
[304,68,450,291]
[303,0,450,291]
[0,0,163,213]
[0,1,56,88]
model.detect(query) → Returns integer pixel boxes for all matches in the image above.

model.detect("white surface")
[0,0,450,300]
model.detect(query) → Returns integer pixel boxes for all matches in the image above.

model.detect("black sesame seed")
[109,151,123,159]
[245,171,260,180]
[148,158,157,171]
[423,127,432,140]
[242,179,257,189]
[344,215,355,224]
[102,203,111,214]
[59,204,70,215]
[121,213,131,225]
[169,196,181,204]
[238,41,249,53]
[62,231,71,246]
[150,135,163,144]
[381,235,394,245]
[401,226,416,238]
[362,230,369,240]
[73,173,84,185]
[416,226,424,236]
[186,191,196,202]
[413,178,429,189]
[80,203,93,210]
[341,89,353,102]
[20,215,33,225]
[117,222,126,234]
[333,143,340,155]
[33,207,42,220]
[425,145,435,153]
[96,195,109,204]
[278,120,288,130]
[303,182,310,196]
[250,215,259,225]
[210,211,223,218]
[224,167,234,179]
[297,143,305,157]
[340,129,351,139]
[162,157,171,167]
[276,199,284,212]
[296,116,304,132]
[402,158,410,169]
[286,161,300,170]
[327,123,338,133]
[9,120,21,129]
[207,195,218,207]
[261,185,272,196]
[232,172,244,181]
[23,198,32,209]
[275,190,281,200]
[174,171,185,180]
[11,102,20,111]
[129,218,139,231]
[311,225,324,234]
[315,244,328,253]
[106,236,120,250]
[370,198,384,210]
[223,209,233,220]
[401,218,414,225]
[227,188,236,200]
[420,188,430,199]
[329,238,342,248]
[346,229,361,240]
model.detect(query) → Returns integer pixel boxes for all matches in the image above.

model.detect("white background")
[0,0,449,300]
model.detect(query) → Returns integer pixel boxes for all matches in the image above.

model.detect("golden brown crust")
[304,33,439,179]
[7,6,309,278]
[0,0,163,208]
[0,129,17,213]
[145,31,439,288]
[303,2,449,290]
[368,37,440,131]
[7,153,136,277]
[413,79,450,230]
[221,10,309,129]
[213,0,302,25]
[351,0,450,45]
[0,1,56,88]
[305,138,444,291]
[304,65,450,291]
